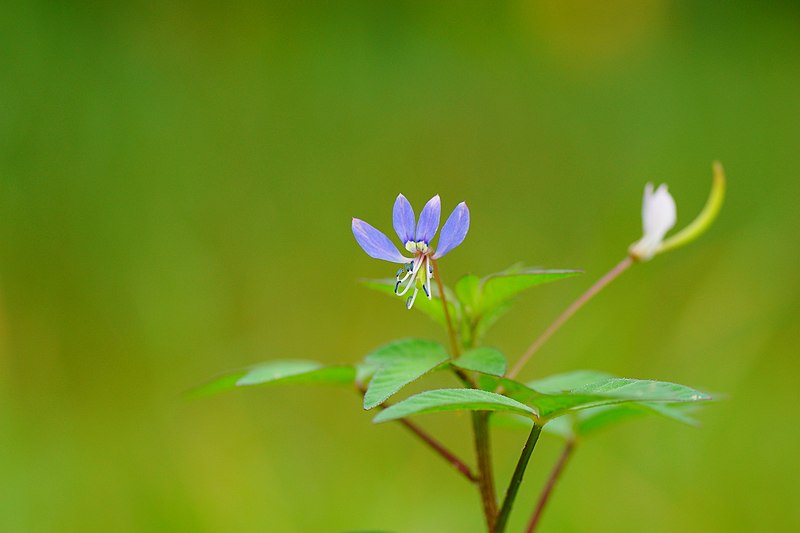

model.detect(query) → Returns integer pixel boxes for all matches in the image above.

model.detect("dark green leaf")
[373,388,537,423]
[363,339,450,410]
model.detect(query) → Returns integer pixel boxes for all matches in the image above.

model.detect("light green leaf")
[189,370,249,398]
[363,339,450,410]
[373,388,537,423]
[455,268,580,343]
[361,279,458,327]
[527,370,614,393]
[530,378,712,420]
[191,360,355,397]
[479,269,582,315]
[574,403,700,436]
[237,360,355,386]
[453,347,507,377]
[454,274,481,315]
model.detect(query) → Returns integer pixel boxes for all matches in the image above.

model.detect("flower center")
[394,252,434,309]
[405,240,429,254]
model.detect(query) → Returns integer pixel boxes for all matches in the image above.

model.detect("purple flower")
[352,194,470,309]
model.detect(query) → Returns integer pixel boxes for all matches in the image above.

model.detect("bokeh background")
[2,1,799,531]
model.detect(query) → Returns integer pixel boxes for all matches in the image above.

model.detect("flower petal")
[352,218,410,263]
[392,194,416,245]
[630,183,677,261]
[642,183,676,238]
[415,195,441,244]
[433,202,470,259]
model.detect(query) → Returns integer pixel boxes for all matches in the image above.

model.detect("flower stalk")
[507,256,633,380]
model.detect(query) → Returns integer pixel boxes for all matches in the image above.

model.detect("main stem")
[525,439,575,533]
[494,423,543,533]
[432,258,497,530]
[507,256,634,380]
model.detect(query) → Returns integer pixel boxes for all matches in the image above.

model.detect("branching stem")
[432,258,496,530]
[357,386,477,482]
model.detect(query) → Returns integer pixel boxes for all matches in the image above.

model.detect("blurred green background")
[1,1,798,531]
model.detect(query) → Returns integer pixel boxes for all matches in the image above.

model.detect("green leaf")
[190,360,355,397]
[454,268,580,343]
[361,279,459,327]
[373,388,537,423]
[574,403,700,436]
[189,370,249,398]
[452,347,507,376]
[238,360,356,386]
[454,274,481,315]
[530,378,712,420]
[479,269,582,315]
[527,370,614,393]
[363,339,450,410]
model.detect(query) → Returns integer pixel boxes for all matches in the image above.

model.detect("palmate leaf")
[360,279,459,328]
[190,360,356,397]
[373,388,537,423]
[363,339,450,410]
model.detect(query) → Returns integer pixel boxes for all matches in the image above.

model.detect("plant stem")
[357,386,478,482]
[525,438,576,533]
[473,411,498,531]
[494,423,542,533]
[507,256,633,380]
[432,258,496,530]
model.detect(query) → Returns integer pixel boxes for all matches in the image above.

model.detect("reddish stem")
[508,256,633,380]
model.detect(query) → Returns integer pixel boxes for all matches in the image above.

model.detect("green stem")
[432,258,496,530]
[525,438,575,533]
[473,411,498,532]
[494,423,542,533]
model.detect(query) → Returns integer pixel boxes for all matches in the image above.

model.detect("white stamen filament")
[424,255,432,300]
[406,287,419,309]
[396,256,424,296]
